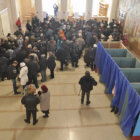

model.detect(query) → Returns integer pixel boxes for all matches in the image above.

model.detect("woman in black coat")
[39,54,47,82]
[47,52,56,78]
[0,55,9,81]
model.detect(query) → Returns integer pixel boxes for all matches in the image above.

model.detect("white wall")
[0,0,18,36]
[0,8,11,36]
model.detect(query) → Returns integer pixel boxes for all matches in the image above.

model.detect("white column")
[35,0,43,21]
[60,0,68,20]
[109,0,120,22]
[7,0,18,33]
[86,0,93,20]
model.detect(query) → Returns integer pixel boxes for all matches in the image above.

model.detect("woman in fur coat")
[39,85,50,118]
[19,62,28,89]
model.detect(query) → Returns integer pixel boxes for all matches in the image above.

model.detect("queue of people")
[0,15,124,125]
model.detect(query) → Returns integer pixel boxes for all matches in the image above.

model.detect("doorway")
[42,0,60,17]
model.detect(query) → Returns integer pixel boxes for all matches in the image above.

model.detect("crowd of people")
[0,15,124,124]
[0,16,123,84]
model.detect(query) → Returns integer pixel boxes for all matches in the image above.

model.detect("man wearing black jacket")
[79,71,97,105]
[21,84,40,125]
[8,61,20,94]
[47,52,56,78]
[26,55,40,88]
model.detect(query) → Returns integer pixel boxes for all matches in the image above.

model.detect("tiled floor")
[0,57,130,140]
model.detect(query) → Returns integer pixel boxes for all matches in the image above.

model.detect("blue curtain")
[122,85,140,136]
[95,42,140,137]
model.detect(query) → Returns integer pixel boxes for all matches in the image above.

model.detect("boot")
[111,106,115,112]
[114,107,118,114]
[33,120,38,125]
[43,115,49,118]
[86,101,90,105]
[24,119,30,124]
[81,99,84,104]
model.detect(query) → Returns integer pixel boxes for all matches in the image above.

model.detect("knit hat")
[85,71,90,76]
[41,85,48,92]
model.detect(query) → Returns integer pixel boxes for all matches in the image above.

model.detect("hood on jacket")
[20,62,26,67]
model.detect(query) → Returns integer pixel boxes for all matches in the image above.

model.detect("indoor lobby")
[0,57,130,140]
[0,0,140,140]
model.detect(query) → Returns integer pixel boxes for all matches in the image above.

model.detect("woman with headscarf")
[38,85,50,118]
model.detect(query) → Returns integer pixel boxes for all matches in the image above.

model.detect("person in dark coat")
[84,44,97,71]
[85,30,92,47]
[47,52,56,78]
[79,71,97,105]
[26,20,32,32]
[47,37,56,54]
[16,47,28,63]
[55,45,68,71]
[8,61,20,94]
[70,44,79,67]
[39,54,47,82]
[0,54,9,81]
[26,55,40,88]
[21,84,40,125]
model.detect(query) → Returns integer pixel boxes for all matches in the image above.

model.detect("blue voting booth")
[95,42,140,137]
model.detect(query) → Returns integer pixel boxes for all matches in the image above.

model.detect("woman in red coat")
[16,17,21,30]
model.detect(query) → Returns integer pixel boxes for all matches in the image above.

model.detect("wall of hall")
[0,0,18,36]
[118,0,140,53]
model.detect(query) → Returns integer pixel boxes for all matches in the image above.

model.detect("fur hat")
[41,85,48,92]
